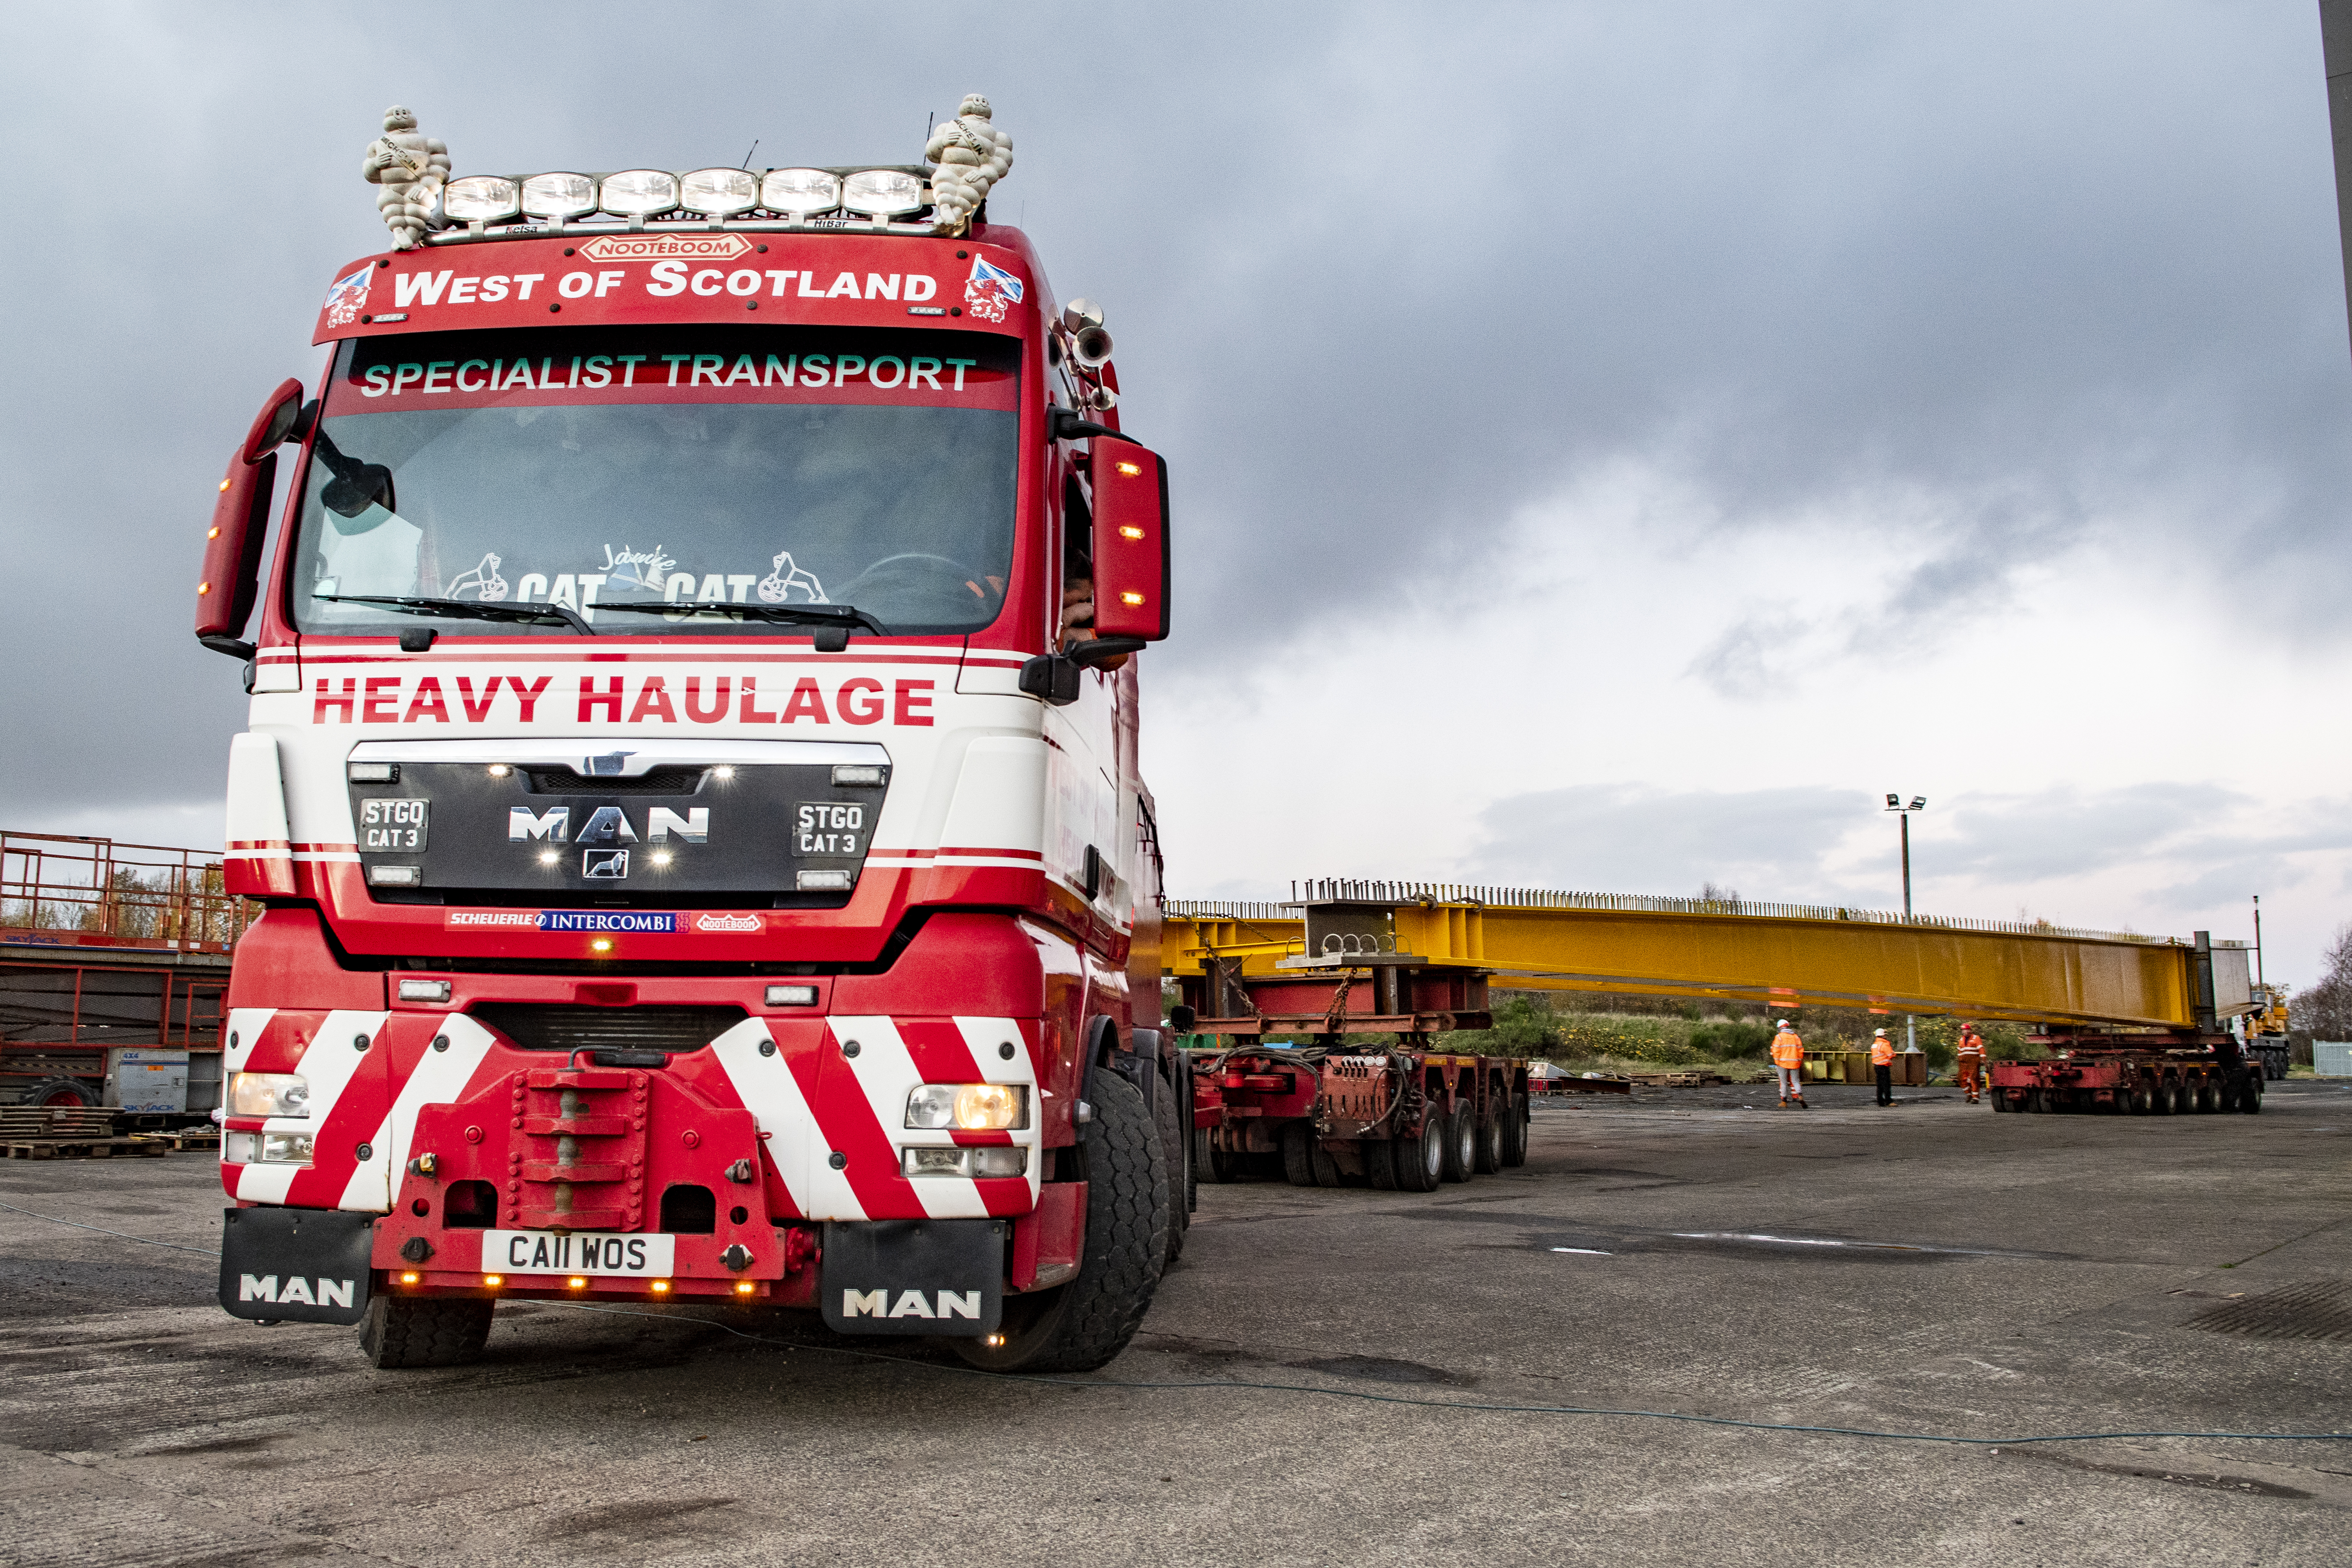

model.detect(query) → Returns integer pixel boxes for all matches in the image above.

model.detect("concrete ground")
[3,1081,2348,1567]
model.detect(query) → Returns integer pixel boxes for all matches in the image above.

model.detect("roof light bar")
[760,167,842,216]
[521,172,597,220]
[443,176,519,224]
[841,169,926,221]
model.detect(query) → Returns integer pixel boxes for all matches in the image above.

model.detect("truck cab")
[196,143,1183,1372]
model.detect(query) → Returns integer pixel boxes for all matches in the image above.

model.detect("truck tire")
[21,1076,101,1109]
[1441,1102,1476,1183]
[1280,1123,1316,1186]
[1309,1138,1344,1187]
[955,1069,1165,1374]
[1366,1136,1400,1189]
[2241,1073,2264,1113]
[2129,1081,2152,1115]
[1473,1095,1505,1174]
[359,1294,493,1369]
[1501,1093,1529,1166]
[2153,1080,2177,1115]
[1394,1114,1444,1192]
[1156,1067,1189,1267]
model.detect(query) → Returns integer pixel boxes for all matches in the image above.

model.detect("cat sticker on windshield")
[758,551,828,604]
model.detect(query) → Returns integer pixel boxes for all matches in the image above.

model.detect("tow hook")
[724,1158,754,1183]
[399,1236,434,1263]
[719,1243,754,1271]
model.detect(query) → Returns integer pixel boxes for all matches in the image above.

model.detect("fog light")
[600,169,679,216]
[443,175,520,222]
[398,978,452,1003]
[969,1146,1027,1178]
[764,983,818,1007]
[368,865,421,887]
[259,1131,314,1163]
[901,1146,970,1177]
[682,167,758,215]
[841,169,925,217]
[521,172,597,219]
[830,764,885,787]
[760,167,841,215]
[797,870,853,891]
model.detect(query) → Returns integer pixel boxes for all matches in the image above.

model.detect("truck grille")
[469,1004,746,1055]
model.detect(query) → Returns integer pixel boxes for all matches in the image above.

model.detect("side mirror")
[197,379,304,660]
[1088,437,1170,642]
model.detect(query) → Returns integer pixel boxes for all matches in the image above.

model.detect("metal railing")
[1168,878,2203,948]
[0,832,254,953]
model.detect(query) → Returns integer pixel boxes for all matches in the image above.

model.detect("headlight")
[681,167,758,215]
[600,169,679,216]
[905,1083,1027,1130]
[521,172,598,219]
[259,1131,315,1164]
[902,1146,1027,1178]
[841,169,925,217]
[761,168,841,215]
[228,1072,310,1118]
[443,175,519,222]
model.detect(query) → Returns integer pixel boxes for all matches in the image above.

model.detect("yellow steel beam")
[1166,905,2206,1028]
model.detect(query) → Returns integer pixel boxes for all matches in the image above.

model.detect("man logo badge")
[583,849,630,879]
[238,1274,358,1310]
[840,1288,985,1321]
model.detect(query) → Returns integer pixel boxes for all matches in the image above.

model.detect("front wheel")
[359,1294,493,1368]
[954,1070,1167,1374]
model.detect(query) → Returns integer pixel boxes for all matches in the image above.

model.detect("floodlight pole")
[1886,794,1927,1059]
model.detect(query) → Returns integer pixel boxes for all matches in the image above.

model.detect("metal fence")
[0,832,253,953]
[1168,878,2199,948]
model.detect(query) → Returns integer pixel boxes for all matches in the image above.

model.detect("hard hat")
[1776,1019,1791,1028]
[1873,1028,1889,1037]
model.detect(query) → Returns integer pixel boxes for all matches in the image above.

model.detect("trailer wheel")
[1501,1092,1529,1166]
[359,1294,493,1369]
[1440,1102,1476,1183]
[2129,1081,2152,1115]
[1366,1137,1400,1189]
[1394,1115,1445,1192]
[2241,1073,2264,1114]
[955,1070,1165,1374]
[1473,1102,1504,1174]
[1279,1123,1317,1187]
[2151,1080,2175,1115]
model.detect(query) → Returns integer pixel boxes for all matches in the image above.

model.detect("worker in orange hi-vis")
[1770,1019,1808,1108]
[1955,1023,1986,1105]
[1871,1027,1896,1107]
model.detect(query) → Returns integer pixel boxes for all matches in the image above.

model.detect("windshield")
[290,327,1020,637]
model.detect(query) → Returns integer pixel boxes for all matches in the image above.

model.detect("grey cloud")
[6,1,2350,822]
[1466,782,1865,895]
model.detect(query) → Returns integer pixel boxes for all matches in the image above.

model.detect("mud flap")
[821,1218,1006,1337]
[218,1206,376,1324]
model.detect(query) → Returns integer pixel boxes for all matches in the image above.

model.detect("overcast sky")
[4,2,2349,981]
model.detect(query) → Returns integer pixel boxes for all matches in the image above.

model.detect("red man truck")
[194,104,1187,1373]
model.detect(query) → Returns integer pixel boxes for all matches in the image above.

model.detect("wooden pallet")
[1620,1071,1732,1087]
[0,1136,169,1161]
[0,1109,116,1139]
[143,1128,220,1152]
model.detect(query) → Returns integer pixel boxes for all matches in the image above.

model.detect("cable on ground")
[4,1196,2342,1450]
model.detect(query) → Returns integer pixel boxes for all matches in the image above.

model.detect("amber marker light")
[568,1276,589,1288]
[1118,525,1145,539]
[1120,592,1146,606]
[591,940,612,953]
[983,1333,1007,1348]
[218,477,231,492]
[207,526,222,539]
[483,1274,503,1288]
[1115,461,1142,476]
[733,1281,757,1295]
[650,1280,671,1294]
[399,1271,420,1285]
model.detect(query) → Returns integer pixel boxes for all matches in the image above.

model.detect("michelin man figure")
[924,94,1013,233]
[363,105,451,250]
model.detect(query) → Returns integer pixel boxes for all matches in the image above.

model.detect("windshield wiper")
[312,593,596,635]
[594,601,887,636]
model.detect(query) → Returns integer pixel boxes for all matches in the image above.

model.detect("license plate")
[794,800,865,856]
[481,1229,675,1277]
[359,797,430,851]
